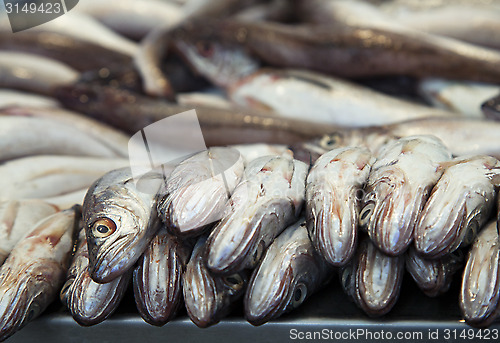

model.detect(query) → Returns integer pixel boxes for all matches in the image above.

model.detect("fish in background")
[482,93,500,121]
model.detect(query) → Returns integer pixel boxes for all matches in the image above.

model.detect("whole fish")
[0,31,132,71]
[341,237,404,317]
[60,228,132,326]
[133,226,191,326]
[244,219,332,326]
[206,154,307,274]
[0,207,79,341]
[55,83,337,145]
[414,156,498,258]
[0,52,79,95]
[360,135,451,256]
[460,221,500,328]
[0,200,58,264]
[227,69,454,127]
[306,147,374,266]
[83,168,162,283]
[418,78,499,118]
[0,156,128,200]
[184,235,248,328]
[405,246,463,297]
[157,147,244,237]
[482,93,500,121]
[0,90,58,109]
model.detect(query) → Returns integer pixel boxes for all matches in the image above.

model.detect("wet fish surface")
[306,147,374,266]
[244,219,332,326]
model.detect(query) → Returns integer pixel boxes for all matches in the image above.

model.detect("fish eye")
[223,274,244,291]
[462,219,479,246]
[91,218,117,238]
[359,203,375,227]
[292,283,307,308]
[196,41,214,58]
[319,134,341,150]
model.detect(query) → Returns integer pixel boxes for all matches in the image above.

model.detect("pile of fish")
[2,0,500,340]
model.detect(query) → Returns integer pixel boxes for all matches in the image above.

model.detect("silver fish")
[157,147,244,237]
[460,221,500,327]
[133,226,191,326]
[405,246,463,297]
[341,237,404,317]
[82,168,162,283]
[306,147,374,266]
[244,219,332,326]
[0,207,79,341]
[61,228,132,326]
[0,200,58,264]
[184,235,248,328]
[206,154,307,274]
[360,136,451,256]
[414,156,499,258]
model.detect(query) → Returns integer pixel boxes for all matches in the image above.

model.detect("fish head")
[481,93,500,120]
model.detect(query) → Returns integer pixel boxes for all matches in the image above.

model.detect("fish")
[340,236,404,317]
[0,52,79,95]
[133,226,191,326]
[0,207,79,341]
[54,83,338,145]
[0,116,128,161]
[82,167,162,283]
[414,156,499,258]
[418,78,500,118]
[460,221,500,328]
[0,156,129,200]
[0,90,59,109]
[184,235,248,328]
[405,246,463,298]
[306,147,373,266]
[60,228,132,326]
[359,135,451,256]
[206,154,308,274]
[157,147,245,237]
[227,68,454,127]
[244,219,332,326]
[0,200,58,264]
[482,93,500,121]
[0,31,132,71]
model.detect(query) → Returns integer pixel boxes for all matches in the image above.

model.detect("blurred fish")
[245,219,332,326]
[460,221,500,327]
[206,154,307,274]
[83,168,162,283]
[414,156,499,258]
[306,147,373,266]
[61,228,131,326]
[482,93,500,121]
[419,78,499,118]
[360,136,451,256]
[0,200,58,264]
[341,237,404,317]
[133,227,191,326]
[405,246,463,297]
[184,235,248,328]
[0,207,79,341]
[157,147,244,237]
[0,90,58,109]
[234,0,293,22]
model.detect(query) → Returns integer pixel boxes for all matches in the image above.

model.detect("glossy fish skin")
[482,93,500,121]
[206,155,308,274]
[245,219,332,326]
[157,147,244,237]
[133,227,191,326]
[61,229,132,326]
[414,156,498,258]
[0,200,58,264]
[341,237,404,317]
[460,221,500,328]
[0,207,79,341]
[306,147,374,266]
[83,168,162,283]
[405,246,463,297]
[184,235,248,328]
[360,136,451,256]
